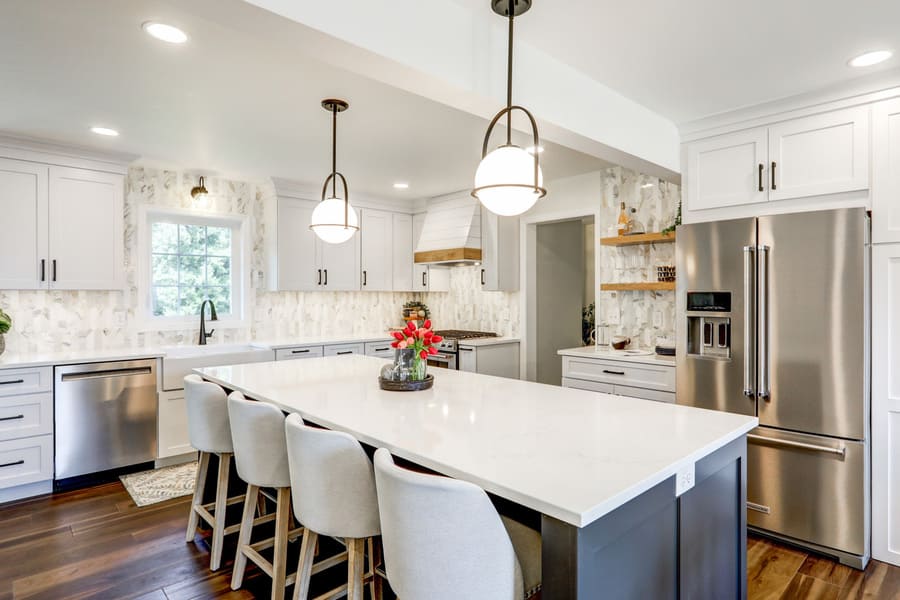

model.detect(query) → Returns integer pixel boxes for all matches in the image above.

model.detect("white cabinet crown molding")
[0,133,136,175]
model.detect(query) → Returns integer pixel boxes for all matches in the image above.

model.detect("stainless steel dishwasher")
[55,359,158,480]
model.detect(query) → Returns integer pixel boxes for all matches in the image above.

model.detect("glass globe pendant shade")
[310,196,359,244]
[474,145,543,216]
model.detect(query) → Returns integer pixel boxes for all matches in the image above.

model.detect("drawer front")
[562,357,675,392]
[0,392,52,441]
[0,367,52,397]
[365,341,395,358]
[324,343,364,357]
[275,346,324,361]
[562,377,614,394]
[748,429,866,556]
[0,435,53,490]
[614,385,676,404]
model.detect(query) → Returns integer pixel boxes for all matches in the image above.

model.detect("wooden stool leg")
[209,452,231,571]
[231,484,259,590]
[292,529,318,600]
[347,538,365,600]
[185,451,210,542]
[368,536,383,600]
[271,487,292,600]
[257,490,268,516]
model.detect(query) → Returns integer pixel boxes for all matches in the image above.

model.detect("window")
[146,211,244,321]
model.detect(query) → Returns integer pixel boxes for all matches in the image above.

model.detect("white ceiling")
[0,0,607,200]
[456,0,900,124]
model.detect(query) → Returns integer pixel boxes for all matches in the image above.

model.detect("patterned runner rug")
[120,461,198,507]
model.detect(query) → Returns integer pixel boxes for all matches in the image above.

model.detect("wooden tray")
[378,374,434,392]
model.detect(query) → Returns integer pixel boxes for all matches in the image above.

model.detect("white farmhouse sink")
[161,344,275,391]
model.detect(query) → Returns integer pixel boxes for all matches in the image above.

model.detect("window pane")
[151,254,178,286]
[152,286,179,317]
[179,224,206,256]
[205,286,231,313]
[207,227,232,257]
[179,286,205,314]
[207,257,230,286]
[179,256,206,286]
[151,222,178,254]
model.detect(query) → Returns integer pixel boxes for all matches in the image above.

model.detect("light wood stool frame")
[185,451,246,571]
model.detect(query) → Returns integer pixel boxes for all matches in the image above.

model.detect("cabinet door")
[458,346,476,372]
[392,213,414,291]
[276,198,319,291]
[872,243,900,565]
[685,128,768,212]
[360,209,393,291]
[426,266,450,292]
[0,158,47,289]
[873,98,900,243]
[157,390,194,459]
[768,106,870,201]
[319,233,360,291]
[323,343,364,356]
[481,210,519,291]
[48,167,123,290]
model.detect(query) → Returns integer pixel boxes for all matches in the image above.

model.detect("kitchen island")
[197,355,757,599]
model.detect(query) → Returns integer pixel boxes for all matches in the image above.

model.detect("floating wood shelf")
[600,282,676,292]
[600,232,676,247]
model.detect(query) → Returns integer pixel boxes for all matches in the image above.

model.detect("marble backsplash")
[422,266,519,337]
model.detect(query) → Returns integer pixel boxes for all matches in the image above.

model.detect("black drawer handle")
[481,269,486,285]
[362,270,367,286]
[291,349,311,354]
[0,414,25,422]
[336,351,353,355]
[374,347,390,352]
[0,460,24,469]
[757,163,764,192]
[0,379,25,386]
[459,347,473,352]
[602,369,626,376]
[771,161,777,190]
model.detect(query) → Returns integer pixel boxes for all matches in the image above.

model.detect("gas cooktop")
[433,330,498,340]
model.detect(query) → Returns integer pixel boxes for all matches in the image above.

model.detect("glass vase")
[412,356,427,381]
[393,348,415,381]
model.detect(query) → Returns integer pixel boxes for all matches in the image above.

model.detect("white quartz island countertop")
[197,355,757,528]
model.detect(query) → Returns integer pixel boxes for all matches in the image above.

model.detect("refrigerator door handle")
[747,433,846,458]
[743,246,756,397]
[757,245,770,400]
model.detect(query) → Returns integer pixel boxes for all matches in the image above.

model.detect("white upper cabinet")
[392,213,414,291]
[0,158,47,289]
[48,167,124,290]
[275,198,319,291]
[685,128,768,212]
[767,106,869,201]
[480,210,519,291]
[317,228,360,292]
[873,98,900,244]
[360,209,393,291]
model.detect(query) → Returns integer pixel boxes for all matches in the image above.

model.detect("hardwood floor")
[0,481,897,599]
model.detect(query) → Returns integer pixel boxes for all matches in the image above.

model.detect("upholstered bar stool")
[284,414,383,600]
[373,448,542,600]
[228,392,304,600]
[184,374,246,571]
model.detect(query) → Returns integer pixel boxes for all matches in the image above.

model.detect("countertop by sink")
[557,345,676,367]
[456,336,520,347]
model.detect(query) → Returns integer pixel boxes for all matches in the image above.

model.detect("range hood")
[414,194,482,266]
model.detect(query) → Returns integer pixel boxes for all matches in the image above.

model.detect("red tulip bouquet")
[391,319,442,380]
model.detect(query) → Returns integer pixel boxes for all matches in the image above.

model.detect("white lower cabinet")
[157,389,194,460]
[458,342,520,379]
[324,343,364,356]
[275,346,325,361]
[873,243,900,566]
[0,366,54,502]
[561,355,676,403]
[0,435,53,492]
[365,341,395,359]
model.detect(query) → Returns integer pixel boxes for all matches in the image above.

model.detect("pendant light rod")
[506,8,513,145]
[331,104,337,198]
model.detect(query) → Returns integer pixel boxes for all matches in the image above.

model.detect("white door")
[157,390,194,459]
[392,213,414,291]
[48,167,123,290]
[319,233,360,291]
[0,158,47,289]
[767,106,870,201]
[458,346,476,372]
[360,209,393,291]
[276,198,319,291]
[873,98,900,244]
[685,127,769,213]
[872,243,900,566]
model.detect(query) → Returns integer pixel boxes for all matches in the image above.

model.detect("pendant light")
[310,99,359,244]
[472,0,547,217]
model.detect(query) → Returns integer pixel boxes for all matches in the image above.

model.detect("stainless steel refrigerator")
[676,207,870,569]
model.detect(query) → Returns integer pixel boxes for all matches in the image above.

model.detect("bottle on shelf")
[617,202,631,236]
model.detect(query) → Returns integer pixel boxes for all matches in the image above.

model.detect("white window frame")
[137,205,251,331]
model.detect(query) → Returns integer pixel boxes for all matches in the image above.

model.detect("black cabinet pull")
[0,379,24,386]
[0,414,24,422]
[459,347,474,352]
[362,270,367,286]
[602,369,626,376]
[374,347,390,352]
[52,259,57,282]
[324,269,328,286]
[291,349,311,354]
[481,269,486,285]
[771,161,777,190]
[422,272,427,287]
[317,269,322,285]
[758,164,764,192]
[40,259,45,282]
[0,460,24,469]
[336,351,353,355]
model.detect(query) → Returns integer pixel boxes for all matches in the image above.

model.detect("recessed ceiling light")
[848,50,892,68]
[142,21,188,44]
[393,182,410,189]
[525,145,545,155]
[90,127,119,137]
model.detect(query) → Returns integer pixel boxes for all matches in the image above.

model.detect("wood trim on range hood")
[414,248,482,264]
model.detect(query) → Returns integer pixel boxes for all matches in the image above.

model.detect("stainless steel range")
[429,330,498,370]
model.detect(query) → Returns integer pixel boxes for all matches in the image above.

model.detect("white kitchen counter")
[197,355,756,528]
[558,345,676,367]
[251,333,395,350]
[457,336,520,347]
[0,346,167,369]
